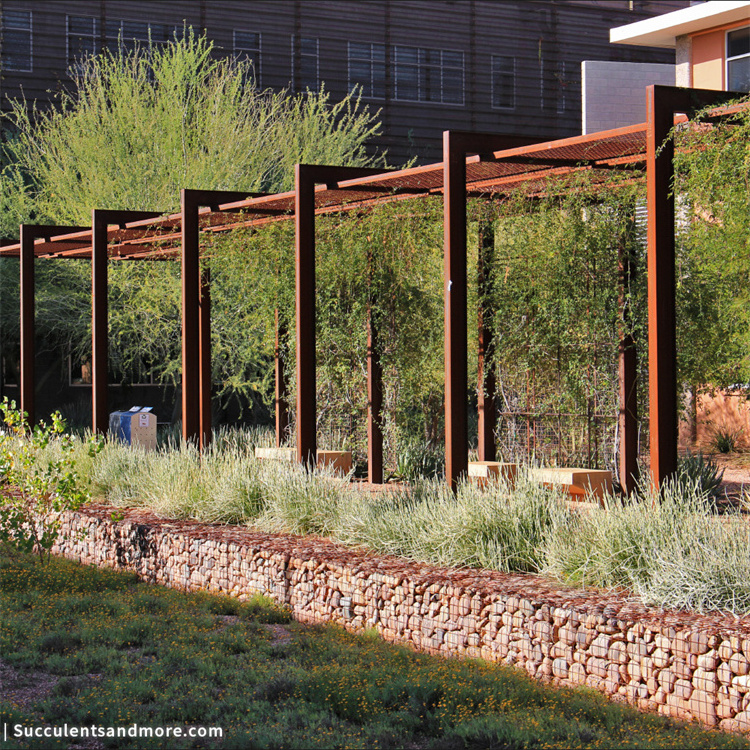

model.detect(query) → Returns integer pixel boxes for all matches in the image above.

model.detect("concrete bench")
[254,447,352,476]
[468,461,517,487]
[254,447,296,461]
[530,467,613,501]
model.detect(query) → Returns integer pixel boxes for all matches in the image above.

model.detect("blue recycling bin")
[109,406,156,449]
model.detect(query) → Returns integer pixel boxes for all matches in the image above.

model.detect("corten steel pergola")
[2,85,743,490]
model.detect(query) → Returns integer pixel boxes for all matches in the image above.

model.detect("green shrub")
[392,439,445,481]
[677,450,724,502]
[712,426,743,454]
[0,398,102,563]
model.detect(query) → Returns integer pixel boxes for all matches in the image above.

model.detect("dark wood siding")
[1,0,688,164]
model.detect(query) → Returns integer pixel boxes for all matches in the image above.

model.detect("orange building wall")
[692,29,725,89]
[690,19,750,91]
[679,390,750,453]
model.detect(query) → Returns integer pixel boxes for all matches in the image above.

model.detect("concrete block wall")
[582,61,676,134]
[53,505,750,733]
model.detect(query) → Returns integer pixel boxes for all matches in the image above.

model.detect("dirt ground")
[710,452,750,511]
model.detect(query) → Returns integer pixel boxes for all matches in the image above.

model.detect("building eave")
[610,1,750,49]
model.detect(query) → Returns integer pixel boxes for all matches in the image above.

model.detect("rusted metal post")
[295,165,317,466]
[19,226,35,425]
[181,189,255,448]
[181,190,201,445]
[92,210,160,435]
[199,264,211,451]
[19,225,89,426]
[477,219,496,462]
[646,86,678,487]
[646,85,738,488]
[618,211,638,496]
[442,132,540,488]
[91,211,109,435]
[293,165,391,469]
[367,304,384,484]
[275,309,289,447]
[366,242,384,484]
[443,132,469,490]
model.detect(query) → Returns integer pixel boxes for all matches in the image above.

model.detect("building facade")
[611,0,750,91]
[1,0,689,164]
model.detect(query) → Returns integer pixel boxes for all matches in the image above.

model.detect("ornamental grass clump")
[253,460,353,537]
[7,424,750,614]
[336,470,572,573]
[542,477,750,614]
[93,437,268,524]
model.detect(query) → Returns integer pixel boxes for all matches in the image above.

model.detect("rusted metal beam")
[295,165,392,468]
[477,219,496,462]
[92,210,161,435]
[646,85,740,488]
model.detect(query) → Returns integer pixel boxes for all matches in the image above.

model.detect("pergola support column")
[180,189,257,448]
[618,213,639,496]
[645,85,739,488]
[275,310,289,447]
[19,226,36,425]
[92,210,161,435]
[199,265,211,450]
[18,225,91,426]
[443,133,469,489]
[367,304,383,484]
[443,132,540,489]
[181,191,202,446]
[294,164,392,470]
[477,219,496,462]
[294,166,317,467]
[91,212,108,434]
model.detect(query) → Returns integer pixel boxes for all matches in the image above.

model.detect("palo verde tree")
[0,30,386,423]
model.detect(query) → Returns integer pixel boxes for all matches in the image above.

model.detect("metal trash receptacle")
[109,406,157,450]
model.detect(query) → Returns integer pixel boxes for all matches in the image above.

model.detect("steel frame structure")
[3,86,744,490]
[294,164,392,478]
[19,224,88,424]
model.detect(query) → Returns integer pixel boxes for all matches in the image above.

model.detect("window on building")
[348,42,386,98]
[1,10,32,72]
[67,16,100,70]
[293,36,319,91]
[104,19,179,54]
[727,26,750,93]
[234,30,261,81]
[491,55,515,109]
[394,46,463,105]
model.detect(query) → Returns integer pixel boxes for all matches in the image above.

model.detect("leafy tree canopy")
[3,29,384,225]
[0,30,387,425]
